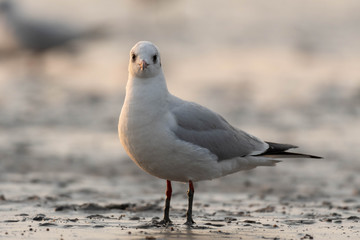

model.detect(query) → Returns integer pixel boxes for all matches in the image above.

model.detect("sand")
[1,0,360,239]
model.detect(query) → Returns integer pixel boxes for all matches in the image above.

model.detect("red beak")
[139,60,149,70]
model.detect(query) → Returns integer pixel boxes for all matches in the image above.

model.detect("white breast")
[119,75,220,182]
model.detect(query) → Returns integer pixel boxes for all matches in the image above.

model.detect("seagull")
[0,0,106,54]
[118,41,321,226]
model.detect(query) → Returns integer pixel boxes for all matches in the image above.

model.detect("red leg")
[166,180,172,200]
[189,180,194,194]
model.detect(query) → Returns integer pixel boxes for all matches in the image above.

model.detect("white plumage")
[118,41,320,225]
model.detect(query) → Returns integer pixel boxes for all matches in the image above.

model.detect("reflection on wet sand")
[0,0,359,239]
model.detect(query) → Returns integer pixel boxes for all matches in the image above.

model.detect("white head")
[128,41,162,79]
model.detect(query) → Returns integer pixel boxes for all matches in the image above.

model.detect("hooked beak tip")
[139,60,149,70]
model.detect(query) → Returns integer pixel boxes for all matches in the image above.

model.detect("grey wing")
[170,99,268,161]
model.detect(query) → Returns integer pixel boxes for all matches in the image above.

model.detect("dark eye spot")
[131,53,136,62]
[152,54,157,63]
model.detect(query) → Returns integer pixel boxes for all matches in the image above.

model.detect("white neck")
[121,71,170,128]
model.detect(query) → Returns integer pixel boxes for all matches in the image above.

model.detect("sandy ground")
[0,0,360,239]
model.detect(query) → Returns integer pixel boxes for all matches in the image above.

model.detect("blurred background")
[0,0,359,201]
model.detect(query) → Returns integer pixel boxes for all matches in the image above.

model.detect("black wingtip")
[289,152,323,159]
[260,152,323,159]
[263,141,298,154]
[259,142,322,159]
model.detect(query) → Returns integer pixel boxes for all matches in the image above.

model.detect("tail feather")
[256,141,322,159]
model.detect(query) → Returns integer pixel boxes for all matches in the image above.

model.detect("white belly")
[119,111,221,182]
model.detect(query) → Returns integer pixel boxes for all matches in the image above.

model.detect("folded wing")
[170,99,268,161]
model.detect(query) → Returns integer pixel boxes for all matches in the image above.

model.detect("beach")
[1,0,360,239]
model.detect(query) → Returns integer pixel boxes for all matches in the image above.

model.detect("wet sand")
[1,167,360,239]
[1,0,360,239]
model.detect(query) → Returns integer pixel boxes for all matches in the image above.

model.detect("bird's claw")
[184,218,195,226]
[158,218,173,226]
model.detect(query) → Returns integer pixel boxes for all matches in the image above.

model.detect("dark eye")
[152,54,157,63]
[131,53,136,62]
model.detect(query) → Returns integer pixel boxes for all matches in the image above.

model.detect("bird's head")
[128,41,162,79]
